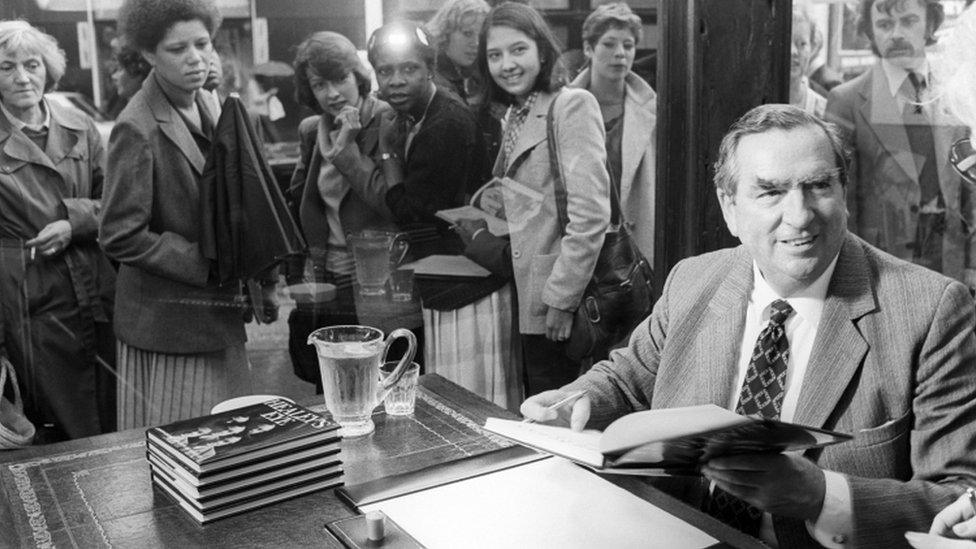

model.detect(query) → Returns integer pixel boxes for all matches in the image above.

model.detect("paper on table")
[401,255,491,278]
[360,456,719,549]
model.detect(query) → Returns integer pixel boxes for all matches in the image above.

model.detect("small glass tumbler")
[390,268,415,302]
[380,361,420,415]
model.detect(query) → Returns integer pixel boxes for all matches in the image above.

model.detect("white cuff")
[805,470,853,547]
[471,228,488,241]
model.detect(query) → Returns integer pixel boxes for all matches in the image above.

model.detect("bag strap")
[547,92,624,237]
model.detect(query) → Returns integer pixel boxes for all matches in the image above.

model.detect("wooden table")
[0,375,762,549]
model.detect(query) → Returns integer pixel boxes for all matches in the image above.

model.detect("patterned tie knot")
[768,299,793,327]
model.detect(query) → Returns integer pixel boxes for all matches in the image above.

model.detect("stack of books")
[146,398,343,523]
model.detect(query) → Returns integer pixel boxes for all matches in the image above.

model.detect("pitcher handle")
[390,234,410,267]
[377,328,418,400]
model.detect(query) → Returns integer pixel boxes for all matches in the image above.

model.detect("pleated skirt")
[116,341,252,429]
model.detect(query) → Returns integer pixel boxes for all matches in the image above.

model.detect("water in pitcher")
[352,240,392,296]
[317,339,383,434]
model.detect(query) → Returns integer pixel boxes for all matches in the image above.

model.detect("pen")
[523,390,587,423]
[967,487,976,516]
[29,247,35,261]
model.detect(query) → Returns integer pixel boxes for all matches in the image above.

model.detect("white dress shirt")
[729,257,853,547]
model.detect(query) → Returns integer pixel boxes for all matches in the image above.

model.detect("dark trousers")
[520,333,581,396]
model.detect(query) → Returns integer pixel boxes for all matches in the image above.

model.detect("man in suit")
[825,0,973,287]
[522,104,976,548]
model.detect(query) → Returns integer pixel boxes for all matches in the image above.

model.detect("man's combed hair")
[713,104,851,194]
[0,20,66,92]
[118,0,221,52]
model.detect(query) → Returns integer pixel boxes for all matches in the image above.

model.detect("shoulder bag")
[547,93,654,361]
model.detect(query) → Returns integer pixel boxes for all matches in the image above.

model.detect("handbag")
[546,93,654,361]
[0,356,36,449]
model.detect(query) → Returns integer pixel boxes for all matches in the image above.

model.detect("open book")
[436,177,545,237]
[484,404,852,476]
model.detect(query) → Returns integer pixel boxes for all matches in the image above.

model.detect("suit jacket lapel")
[44,104,81,168]
[793,236,874,428]
[0,113,56,172]
[860,63,918,182]
[620,77,654,205]
[655,248,752,409]
[702,249,753,408]
[145,74,206,175]
[498,92,552,177]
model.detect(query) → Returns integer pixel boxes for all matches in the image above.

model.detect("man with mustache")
[825,0,973,288]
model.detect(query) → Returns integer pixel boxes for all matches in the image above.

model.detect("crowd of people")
[3,0,976,544]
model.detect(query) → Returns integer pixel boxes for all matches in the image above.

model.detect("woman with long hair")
[474,2,610,394]
[100,0,254,428]
[0,20,116,442]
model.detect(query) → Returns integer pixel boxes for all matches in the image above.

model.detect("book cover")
[484,404,852,475]
[146,398,338,473]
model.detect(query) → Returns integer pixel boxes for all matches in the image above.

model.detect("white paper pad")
[360,457,718,549]
[401,255,491,278]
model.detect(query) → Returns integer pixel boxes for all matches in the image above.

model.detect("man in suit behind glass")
[522,104,976,548]
[825,0,972,287]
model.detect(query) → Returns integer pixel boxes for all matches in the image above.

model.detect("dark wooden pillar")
[654,0,791,292]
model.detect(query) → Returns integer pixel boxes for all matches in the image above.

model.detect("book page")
[600,405,749,454]
[483,418,604,467]
[436,206,510,237]
[401,255,492,278]
[361,457,719,549]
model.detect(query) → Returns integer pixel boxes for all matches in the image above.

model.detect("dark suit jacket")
[331,88,476,226]
[566,234,976,548]
[100,73,245,353]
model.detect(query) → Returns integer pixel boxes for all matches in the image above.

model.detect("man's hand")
[930,491,976,539]
[26,220,72,257]
[520,390,591,431]
[545,306,574,342]
[701,453,826,521]
[454,218,488,247]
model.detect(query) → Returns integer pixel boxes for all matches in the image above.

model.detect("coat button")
[512,250,522,259]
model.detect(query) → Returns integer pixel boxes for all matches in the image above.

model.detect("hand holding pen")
[519,389,590,432]
[920,487,976,542]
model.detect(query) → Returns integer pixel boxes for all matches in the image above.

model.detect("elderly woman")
[0,21,116,442]
[99,0,253,429]
[570,3,655,260]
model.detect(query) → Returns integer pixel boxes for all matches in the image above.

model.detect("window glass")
[818,0,973,284]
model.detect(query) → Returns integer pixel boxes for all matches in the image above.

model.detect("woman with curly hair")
[426,0,500,196]
[0,20,116,442]
[100,0,254,429]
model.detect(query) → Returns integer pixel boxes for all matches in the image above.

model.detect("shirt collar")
[881,58,930,98]
[1,98,50,132]
[751,253,840,324]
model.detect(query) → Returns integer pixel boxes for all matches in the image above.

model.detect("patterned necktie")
[704,299,794,536]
